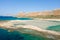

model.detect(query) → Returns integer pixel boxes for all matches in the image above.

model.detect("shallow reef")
[0,28,53,40]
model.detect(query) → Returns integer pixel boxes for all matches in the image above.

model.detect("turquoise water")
[47,25,60,32]
[0,28,24,40]
[0,16,33,20]
[0,16,60,40]
[0,22,60,40]
[0,28,53,40]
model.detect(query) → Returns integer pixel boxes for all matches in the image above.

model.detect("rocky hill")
[17,9,60,19]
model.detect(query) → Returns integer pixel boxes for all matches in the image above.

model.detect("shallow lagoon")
[0,28,53,40]
[0,17,60,40]
[47,25,60,32]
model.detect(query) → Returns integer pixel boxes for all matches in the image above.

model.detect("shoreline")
[0,24,60,40]
[34,18,60,21]
[0,19,60,40]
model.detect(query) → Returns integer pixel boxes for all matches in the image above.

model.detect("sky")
[0,0,60,16]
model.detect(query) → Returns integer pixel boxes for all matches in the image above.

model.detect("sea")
[0,16,60,40]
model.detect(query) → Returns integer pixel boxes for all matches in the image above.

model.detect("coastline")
[0,19,60,40]
[34,18,60,21]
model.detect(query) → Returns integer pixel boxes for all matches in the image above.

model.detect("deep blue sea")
[0,16,33,20]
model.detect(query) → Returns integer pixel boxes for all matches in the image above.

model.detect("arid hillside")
[17,9,60,19]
